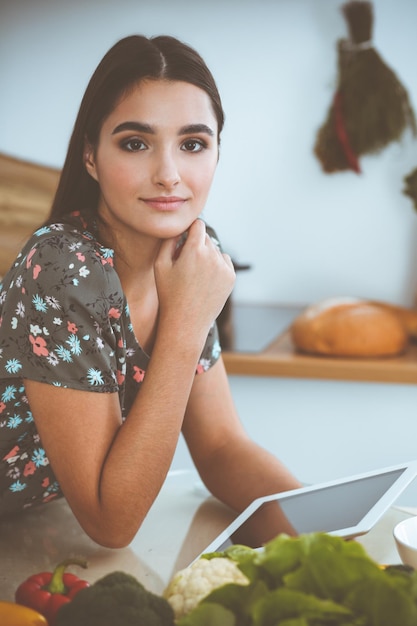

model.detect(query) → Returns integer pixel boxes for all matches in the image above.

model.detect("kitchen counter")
[222,303,417,384]
[0,469,414,601]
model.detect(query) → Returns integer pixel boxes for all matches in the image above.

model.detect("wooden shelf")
[0,153,58,276]
[222,305,417,385]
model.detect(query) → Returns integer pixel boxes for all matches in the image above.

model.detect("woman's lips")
[142,196,186,211]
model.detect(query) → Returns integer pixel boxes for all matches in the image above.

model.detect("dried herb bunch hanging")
[314,0,416,174]
[403,167,417,212]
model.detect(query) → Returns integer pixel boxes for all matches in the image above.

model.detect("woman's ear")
[84,142,98,181]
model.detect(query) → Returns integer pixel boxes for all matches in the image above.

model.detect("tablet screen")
[211,468,406,552]
[276,468,404,533]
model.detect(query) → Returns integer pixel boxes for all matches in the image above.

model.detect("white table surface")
[0,469,415,602]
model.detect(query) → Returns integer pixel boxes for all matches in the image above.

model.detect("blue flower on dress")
[2,385,17,402]
[7,414,23,429]
[32,294,48,312]
[55,345,73,363]
[87,368,104,385]
[32,448,48,467]
[9,480,26,492]
[66,334,82,356]
[34,226,51,236]
[100,247,114,260]
[5,359,22,374]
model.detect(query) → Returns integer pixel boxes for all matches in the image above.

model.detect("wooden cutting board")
[223,311,417,385]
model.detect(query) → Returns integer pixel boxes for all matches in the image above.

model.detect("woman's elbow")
[87,526,140,549]
[75,513,144,549]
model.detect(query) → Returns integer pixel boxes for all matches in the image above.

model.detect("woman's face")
[85,79,219,243]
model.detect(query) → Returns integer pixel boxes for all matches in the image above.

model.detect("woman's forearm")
[198,436,302,514]
[90,323,208,545]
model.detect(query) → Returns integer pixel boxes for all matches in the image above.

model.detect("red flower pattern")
[29,335,49,357]
[133,366,145,383]
[67,321,78,334]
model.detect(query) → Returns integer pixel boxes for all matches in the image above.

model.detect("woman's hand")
[154,219,235,338]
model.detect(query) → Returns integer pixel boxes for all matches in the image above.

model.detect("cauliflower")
[163,557,249,619]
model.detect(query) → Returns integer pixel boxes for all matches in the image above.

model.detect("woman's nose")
[152,150,181,188]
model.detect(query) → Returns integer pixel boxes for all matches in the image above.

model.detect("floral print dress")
[0,219,220,517]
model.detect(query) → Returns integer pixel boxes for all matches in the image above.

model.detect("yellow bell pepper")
[0,601,48,625]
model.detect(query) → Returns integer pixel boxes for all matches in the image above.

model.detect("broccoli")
[55,571,175,626]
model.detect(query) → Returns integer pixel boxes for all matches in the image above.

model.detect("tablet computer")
[200,461,417,555]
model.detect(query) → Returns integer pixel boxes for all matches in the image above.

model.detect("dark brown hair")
[48,35,225,224]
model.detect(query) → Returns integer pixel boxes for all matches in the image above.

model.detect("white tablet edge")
[198,460,417,557]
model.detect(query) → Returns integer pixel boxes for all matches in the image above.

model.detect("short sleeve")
[196,322,221,374]
[0,227,124,392]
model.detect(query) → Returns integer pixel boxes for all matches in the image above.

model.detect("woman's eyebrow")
[112,121,154,135]
[111,121,214,136]
[178,124,214,136]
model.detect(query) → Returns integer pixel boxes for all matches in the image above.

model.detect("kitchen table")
[0,469,415,602]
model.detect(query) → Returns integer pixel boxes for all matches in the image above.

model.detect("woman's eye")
[121,138,146,152]
[181,139,206,153]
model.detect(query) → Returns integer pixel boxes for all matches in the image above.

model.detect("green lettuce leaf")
[346,573,417,626]
[250,587,353,625]
[265,534,379,601]
[176,602,236,626]
[196,533,417,625]
[202,580,269,624]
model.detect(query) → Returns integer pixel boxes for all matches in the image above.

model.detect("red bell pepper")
[15,558,90,626]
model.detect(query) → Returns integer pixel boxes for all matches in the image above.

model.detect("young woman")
[0,35,301,548]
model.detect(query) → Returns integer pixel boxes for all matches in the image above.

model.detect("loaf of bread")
[290,297,409,358]
[368,300,417,340]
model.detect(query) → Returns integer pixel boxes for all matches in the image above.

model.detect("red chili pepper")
[15,558,90,626]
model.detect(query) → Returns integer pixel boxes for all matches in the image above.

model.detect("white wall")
[2,0,417,307]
